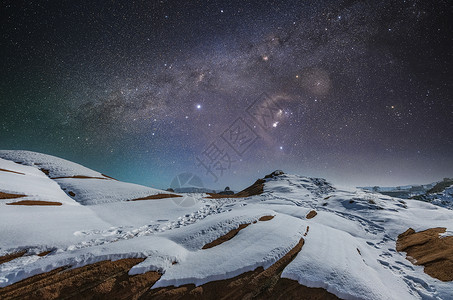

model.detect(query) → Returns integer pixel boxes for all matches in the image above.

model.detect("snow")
[0,150,104,178]
[424,185,453,210]
[0,158,76,205]
[281,221,414,299]
[359,180,453,210]
[360,183,436,193]
[54,177,171,205]
[151,211,304,288]
[0,150,178,205]
[1,150,453,299]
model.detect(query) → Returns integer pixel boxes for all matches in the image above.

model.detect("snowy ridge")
[151,212,305,288]
[282,221,412,299]
[0,150,105,178]
[0,158,77,206]
[53,177,170,205]
[0,150,175,205]
[1,151,453,299]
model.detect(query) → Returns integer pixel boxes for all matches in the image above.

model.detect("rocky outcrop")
[306,210,317,219]
[202,215,274,250]
[6,200,62,206]
[130,193,182,201]
[141,237,339,300]
[206,170,285,199]
[0,251,27,265]
[50,175,110,180]
[0,258,161,300]
[0,192,26,199]
[397,227,453,281]
[0,238,339,300]
[0,168,25,175]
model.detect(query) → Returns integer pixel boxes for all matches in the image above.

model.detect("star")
[0,0,450,189]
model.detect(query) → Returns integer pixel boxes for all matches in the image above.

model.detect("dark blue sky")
[1,0,452,190]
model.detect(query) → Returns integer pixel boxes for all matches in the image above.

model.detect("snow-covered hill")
[0,150,178,205]
[0,151,452,299]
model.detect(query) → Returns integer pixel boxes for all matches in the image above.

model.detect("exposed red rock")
[0,258,160,300]
[397,227,453,281]
[129,193,183,201]
[40,168,50,176]
[145,238,339,300]
[258,215,274,221]
[202,223,250,249]
[0,168,25,175]
[306,210,317,219]
[0,240,339,299]
[0,250,27,265]
[37,251,52,257]
[6,200,62,206]
[0,250,51,265]
[206,171,285,199]
[0,192,26,199]
[51,175,110,180]
[234,178,266,197]
[267,278,339,300]
[101,173,118,180]
[202,216,275,250]
[206,179,265,199]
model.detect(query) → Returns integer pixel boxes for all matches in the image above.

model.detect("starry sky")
[1,0,452,190]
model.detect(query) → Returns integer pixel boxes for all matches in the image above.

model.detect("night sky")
[1,0,452,190]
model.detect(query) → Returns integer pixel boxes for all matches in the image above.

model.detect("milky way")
[1,0,452,189]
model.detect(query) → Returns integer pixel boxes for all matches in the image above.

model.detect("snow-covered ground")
[0,151,452,299]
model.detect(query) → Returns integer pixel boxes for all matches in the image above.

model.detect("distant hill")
[359,182,437,199]
[411,178,453,210]
[172,187,217,194]
[360,178,453,210]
